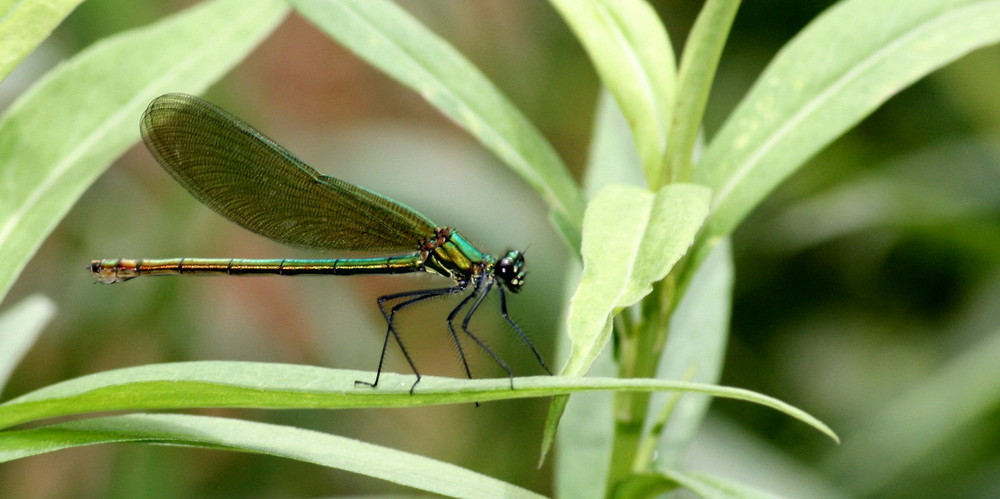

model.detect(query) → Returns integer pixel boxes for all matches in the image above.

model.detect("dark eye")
[496,250,526,292]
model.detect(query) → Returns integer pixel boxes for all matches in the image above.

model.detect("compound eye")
[496,250,526,293]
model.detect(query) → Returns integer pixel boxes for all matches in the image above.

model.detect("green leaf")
[653,239,733,467]
[549,91,637,492]
[825,326,1000,494]
[549,0,676,186]
[695,0,1000,260]
[0,0,84,82]
[291,0,585,247]
[561,183,710,377]
[0,0,288,304]
[0,361,838,442]
[0,295,55,395]
[666,0,741,183]
[540,183,710,464]
[581,89,645,197]
[611,472,679,499]
[660,469,780,499]
[0,413,545,499]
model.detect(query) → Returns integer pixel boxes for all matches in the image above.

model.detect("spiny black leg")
[497,286,552,375]
[354,317,394,388]
[458,279,515,388]
[355,291,427,392]
[355,286,463,393]
[445,290,479,380]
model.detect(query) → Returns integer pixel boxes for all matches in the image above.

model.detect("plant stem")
[605,276,677,494]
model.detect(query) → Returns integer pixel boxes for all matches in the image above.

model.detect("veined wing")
[140,93,437,252]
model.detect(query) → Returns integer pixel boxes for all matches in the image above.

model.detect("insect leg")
[355,285,464,394]
[452,278,515,388]
[497,285,552,375]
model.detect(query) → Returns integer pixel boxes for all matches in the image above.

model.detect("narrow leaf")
[0,0,288,304]
[0,295,55,395]
[291,0,584,246]
[0,0,84,81]
[0,361,838,442]
[0,413,545,499]
[550,0,676,186]
[667,0,741,182]
[695,0,1000,260]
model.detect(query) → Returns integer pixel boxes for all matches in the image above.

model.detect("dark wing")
[140,93,436,252]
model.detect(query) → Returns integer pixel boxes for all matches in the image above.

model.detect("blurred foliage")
[1,0,998,497]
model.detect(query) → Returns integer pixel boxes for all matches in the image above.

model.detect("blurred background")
[1,1,998,497]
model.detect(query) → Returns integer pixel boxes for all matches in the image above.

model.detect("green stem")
[605,277,677,494]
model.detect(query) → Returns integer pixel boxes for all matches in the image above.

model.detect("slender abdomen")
[90,256,425,283]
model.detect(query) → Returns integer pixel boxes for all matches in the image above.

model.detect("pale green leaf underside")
[826,327,1000,493]
[661,469,780,498]
[0,295,55,394]
[696,0,1000,253]
[562,183,711,377]
[291,0,585,244]
[0,0,84,81]
[549,0,676,185]
[0,361,837,442]
[0,413,545,499]
[655,239,733,466]
[0,0,288,304]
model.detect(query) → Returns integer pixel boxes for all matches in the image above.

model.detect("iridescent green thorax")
[422,228,488,282]
[419,228,526,294]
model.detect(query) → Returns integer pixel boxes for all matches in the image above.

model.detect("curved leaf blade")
[696,0,1000,255]
[0,0,288,304]
[549,0,676,186]
[0,295,55,394]
[0,361,837,442]
[291,0,585,245]
[0,413,545,498]
[0,0,84,81]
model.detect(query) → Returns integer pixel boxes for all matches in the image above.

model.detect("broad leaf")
[562,183,710,377]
